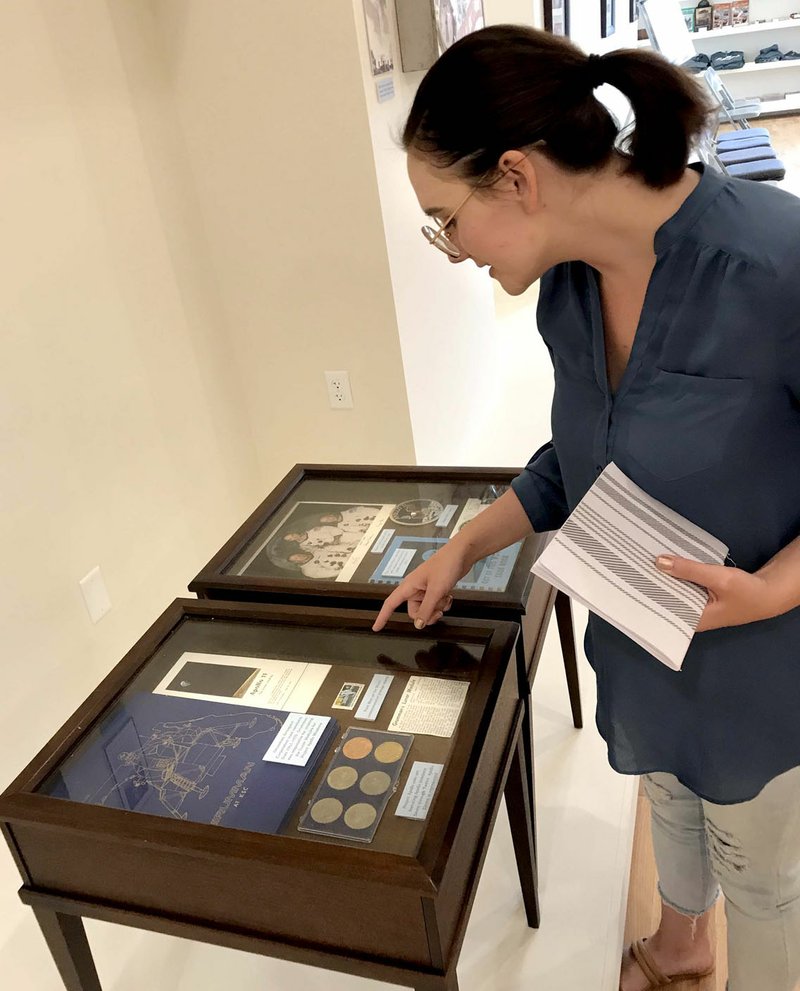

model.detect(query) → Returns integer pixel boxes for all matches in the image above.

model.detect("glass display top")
[225,476,522,594]
[38,615,489,858]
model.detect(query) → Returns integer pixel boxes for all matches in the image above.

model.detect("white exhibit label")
[395,762,444,819]
[354,673,394,721]
[371,528,396,553]
[263,713,331,766]
[435,504,458,527]
[388,676,469,738]
[381,547,416,578]
[154,653,330,713]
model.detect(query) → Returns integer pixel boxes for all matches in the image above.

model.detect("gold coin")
[359,770,391,796]
[374,741,405,764]
[327,765,358,791]
[344,803,377,830]
[310,798,343,824]
[343,736,373,760]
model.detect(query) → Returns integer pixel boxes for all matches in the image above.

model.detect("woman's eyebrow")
[423,206,445,217]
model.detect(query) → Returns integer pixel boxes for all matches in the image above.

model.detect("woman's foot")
[619,933,715,991]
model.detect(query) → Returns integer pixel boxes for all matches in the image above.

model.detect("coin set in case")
[297,727,414,843]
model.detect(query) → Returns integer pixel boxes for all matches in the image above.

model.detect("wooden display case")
[188,464,581,724]
[0,600,536,991]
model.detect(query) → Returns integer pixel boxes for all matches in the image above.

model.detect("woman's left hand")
[654,556,777,632]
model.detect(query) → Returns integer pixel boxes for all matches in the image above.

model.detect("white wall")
[0,0,264,782]
[150,0,416,485]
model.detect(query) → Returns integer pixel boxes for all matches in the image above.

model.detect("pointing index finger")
[372,585,411,632]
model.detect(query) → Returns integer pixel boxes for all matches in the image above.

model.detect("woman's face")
[407,151,552,296]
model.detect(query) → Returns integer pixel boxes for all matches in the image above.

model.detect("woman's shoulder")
[699,176,800,277]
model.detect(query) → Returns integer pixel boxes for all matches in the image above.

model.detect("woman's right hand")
[371,541,472,632]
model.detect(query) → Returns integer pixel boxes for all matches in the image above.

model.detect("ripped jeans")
[643,767,800,991]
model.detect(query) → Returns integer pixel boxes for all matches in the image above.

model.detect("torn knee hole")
[705,819,749,874]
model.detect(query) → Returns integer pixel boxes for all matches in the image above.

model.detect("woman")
[371,25,800,991]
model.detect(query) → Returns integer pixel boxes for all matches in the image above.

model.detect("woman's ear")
[497,150,540,214]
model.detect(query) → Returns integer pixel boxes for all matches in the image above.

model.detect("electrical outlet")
[324,370,354,409]
[79,565,112,623]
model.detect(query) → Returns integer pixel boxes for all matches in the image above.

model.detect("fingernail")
[414,618,425,630]
[656,556,674,571]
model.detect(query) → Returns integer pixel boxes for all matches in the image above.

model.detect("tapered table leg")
[414,971,459,991]
[554,590,583,729]
[504,720,540,928]
[32,908,102,991]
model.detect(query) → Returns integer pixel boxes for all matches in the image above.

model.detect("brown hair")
[403,26,714,189]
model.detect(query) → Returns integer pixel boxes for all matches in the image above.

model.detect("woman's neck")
[538,153,700,279]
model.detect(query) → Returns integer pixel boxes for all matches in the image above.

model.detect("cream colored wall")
[150,0,416,486]
[0,0,266,791]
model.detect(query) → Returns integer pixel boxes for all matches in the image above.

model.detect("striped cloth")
[532,463,728,670]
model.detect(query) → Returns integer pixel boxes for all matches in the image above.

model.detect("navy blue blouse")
[511,163,800,804]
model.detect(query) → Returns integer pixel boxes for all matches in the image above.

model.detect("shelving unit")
[681,2,800,114]
[693,16,800,39]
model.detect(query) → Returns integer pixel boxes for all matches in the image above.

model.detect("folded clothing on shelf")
[710,50,745,70]
[755,44,785,62]
[682,52,711,73]
[782,50,800,60]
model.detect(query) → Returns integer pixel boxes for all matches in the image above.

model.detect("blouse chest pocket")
[623,369,753,482]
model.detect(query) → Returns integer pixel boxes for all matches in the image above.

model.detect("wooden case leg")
[554,590,583,729]
[504,717,540,929]
[414,971,460,991]
[32,908,102,991]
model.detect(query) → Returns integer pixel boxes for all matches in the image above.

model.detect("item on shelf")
[782,50,800,60]
[682,52,711,72]
[696,0,714,29]
[712,1,732,29]
[755,43,785,62]
[682,6,696,30]
[730,0,749,26]
[710,49,746,69]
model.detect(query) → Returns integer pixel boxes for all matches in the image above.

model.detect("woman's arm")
[756,533,800,617]
[371,488,534,632]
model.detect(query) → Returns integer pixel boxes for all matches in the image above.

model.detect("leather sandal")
[620,937,715,989]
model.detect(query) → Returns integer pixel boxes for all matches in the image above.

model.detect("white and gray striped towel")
[532,463,728,671]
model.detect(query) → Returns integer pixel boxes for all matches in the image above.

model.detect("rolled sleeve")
[511,440,570,533]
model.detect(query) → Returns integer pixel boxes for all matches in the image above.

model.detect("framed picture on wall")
[434,0,485,52]
[601,0,616,37]
[544,0,570,36]
[362,0,394,76]
[396,0,485,71]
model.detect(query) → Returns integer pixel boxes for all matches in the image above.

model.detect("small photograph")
[434,0,485,52]
[601,0,616,37]
[730,0,749,25]
[164,661,260,699]
[694,4,713,29]
[332,683,365,710]
[681,6,696,30]
[390,499,445,526]
[548,0,569,36]
[233,501,394,582]
[363,0,394,76]
[712,1,732,29]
